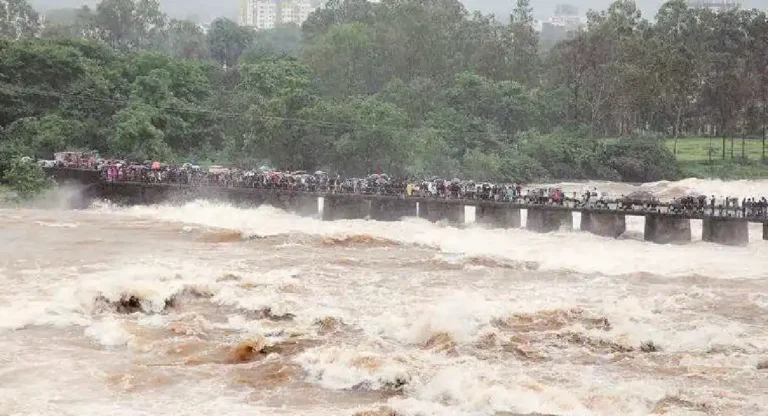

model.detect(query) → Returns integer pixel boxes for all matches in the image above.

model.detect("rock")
[314,316,344,334]
[216,273,241,282]
[494,412,560,416]
[352,407,401,416]
[242,307,296,322]
[94,294,144,314]
[640,340,660,353]
[228,336,268,363]
[423,332,457,354]
[475,332,498,349]
[757,359,768,370]
[557,332,634,353]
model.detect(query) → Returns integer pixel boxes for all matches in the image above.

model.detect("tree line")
[0,0,765,187]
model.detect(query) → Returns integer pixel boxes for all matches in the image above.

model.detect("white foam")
[33,221,79,228]
[378,292,508,345]
[388,361,593,416]
[94,184,768,280]
[85,317,130,347]
[296,346,413,391]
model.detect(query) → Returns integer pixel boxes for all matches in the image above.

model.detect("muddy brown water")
[1,178,768,416]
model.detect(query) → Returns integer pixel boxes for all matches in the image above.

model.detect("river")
[1,178,767,416]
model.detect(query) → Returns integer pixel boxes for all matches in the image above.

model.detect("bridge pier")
[702,218,749,246]
[475,205,521,229]
[265,192,295,211]
[764,223,768,241]
[419,201,465,224]
[580,212,626,238]
[140,184,175,205]
[370,199,417,221]
[322,196,370,221]
[526,209,572,233]
[262,192,317,215]
[288,195,320,217]
[644,215,691,244]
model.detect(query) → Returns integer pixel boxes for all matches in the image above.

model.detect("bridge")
[49,168,768,247]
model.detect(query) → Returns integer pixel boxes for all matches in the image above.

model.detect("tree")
[109,103,171,160]
[93,0,167,51]
[508,0,539,86]
[208,18,252,67]
[654,0,699,153]
[744,10,768,159]
[3,115,85,158]
[163,19,208,60]
[2,156,50,198]
[0,0,39,39]
[699,9,751,159]
[303,23,376,98]
[40,7,96,40]
[243,25,303,60]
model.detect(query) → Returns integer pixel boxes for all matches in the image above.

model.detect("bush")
[498,153,548,183]
[603,137,679,182]
[2,157,50,199]
[520,129,608,180]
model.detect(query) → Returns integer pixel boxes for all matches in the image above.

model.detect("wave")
[319,235,402,248]
[199,229,246,243]
[296,346,412,392]
[547,177,768,201]
[91,198,768,280]
[33,220,79,228]
[387,362,590,416]
[353,409,400,416]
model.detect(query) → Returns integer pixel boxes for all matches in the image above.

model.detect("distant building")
[280,1,314,26]
[538,15,582,43]
[690,0,740,12]
[239,0,317,30]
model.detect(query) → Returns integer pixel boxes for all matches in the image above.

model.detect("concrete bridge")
[49,168,768,246]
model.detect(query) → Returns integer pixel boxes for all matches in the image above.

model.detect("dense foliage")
[1,0,766,186]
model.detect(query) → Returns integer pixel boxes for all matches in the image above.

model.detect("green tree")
[508,0,539,86]
[163,19,208,60]
[243,25,303,60]
[208,17,252,67]
[654,0,699,153]
[303,23,376,98]
[3,115,85,158]
[93,0,167,51]
[603,137,679,181]
[0,0,39,39]
[2,156,50,198]
[109,103,171,160]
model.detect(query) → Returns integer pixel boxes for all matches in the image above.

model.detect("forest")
[0,0,766,188]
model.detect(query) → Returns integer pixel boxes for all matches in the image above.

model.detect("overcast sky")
[31,0,766,23]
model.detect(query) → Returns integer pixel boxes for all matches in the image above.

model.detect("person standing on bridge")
[742,198,747,218]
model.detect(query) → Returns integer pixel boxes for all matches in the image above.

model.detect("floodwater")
[1,178,767,416]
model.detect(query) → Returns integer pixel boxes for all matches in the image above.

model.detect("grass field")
[665,137,768,179]
[666,137,765,162]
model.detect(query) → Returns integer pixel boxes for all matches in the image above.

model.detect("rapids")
[1,178,767,416]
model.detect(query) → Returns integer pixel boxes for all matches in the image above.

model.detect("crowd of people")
[43,152,768,220]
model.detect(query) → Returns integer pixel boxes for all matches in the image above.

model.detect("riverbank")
[678,160,768,180]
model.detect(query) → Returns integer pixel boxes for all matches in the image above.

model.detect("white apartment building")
[280,1,314,26]
[690,0,740,11]
[240,0,278,30]
[240,0,317,30]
